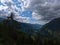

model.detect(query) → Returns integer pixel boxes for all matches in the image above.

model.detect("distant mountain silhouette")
[0,13,60,45]
[0,13,35,45]
[40,17,60,39]
[19,22,41,34]
[0,18,41,35]
[0,13,42,45]
[1,19,41,34]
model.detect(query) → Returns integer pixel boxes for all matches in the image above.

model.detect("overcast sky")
[0,0,60,25]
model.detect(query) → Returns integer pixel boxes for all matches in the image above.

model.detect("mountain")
[0,14,60,45]
[19,22,42,34]
[0,18,42,35]
[0,16,42,35]
[0,16,35,45]
[0,18,5,22]
[0,15,43,45]
[39,17,60,39]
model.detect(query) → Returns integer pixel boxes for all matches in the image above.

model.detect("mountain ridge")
[0,17,42,35]
[39,17,60,39]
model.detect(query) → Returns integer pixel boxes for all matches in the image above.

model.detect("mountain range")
[0,17,42,35]
[0,13,60,45]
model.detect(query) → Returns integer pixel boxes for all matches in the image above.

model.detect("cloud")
[0,0,60,24]
[0,0,31,23]
[0,0,31,14]
[0,5,8,10]
[27,0,60,24]
[14,14,30,23]
[22,0,30,8]
[32,12,43,20]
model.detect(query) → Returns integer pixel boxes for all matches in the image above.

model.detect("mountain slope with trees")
[38,17,60,45]
[0,13,35,45]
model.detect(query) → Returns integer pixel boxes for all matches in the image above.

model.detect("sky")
[0,0,60,25]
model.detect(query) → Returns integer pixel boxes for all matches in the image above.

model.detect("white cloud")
[25,0,60,24]
[0,0,31,24]
[14,15,30,23]
[23,0,30,8]
[32,21,47,25]
[1,0,60,24]
[0,5,8,10]
[32,11,43,20]
[0,0,12,2]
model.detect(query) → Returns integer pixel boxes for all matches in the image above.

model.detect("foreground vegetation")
[0,13,60,45]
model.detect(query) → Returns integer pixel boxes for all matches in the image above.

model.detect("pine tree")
[8,12,14,21]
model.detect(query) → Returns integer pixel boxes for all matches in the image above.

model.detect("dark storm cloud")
[28,0,60,23]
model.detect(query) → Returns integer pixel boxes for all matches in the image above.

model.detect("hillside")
[0,18,35,45]
[40,18,60,37]
[1,13,60,45]
[38,17,60,45]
